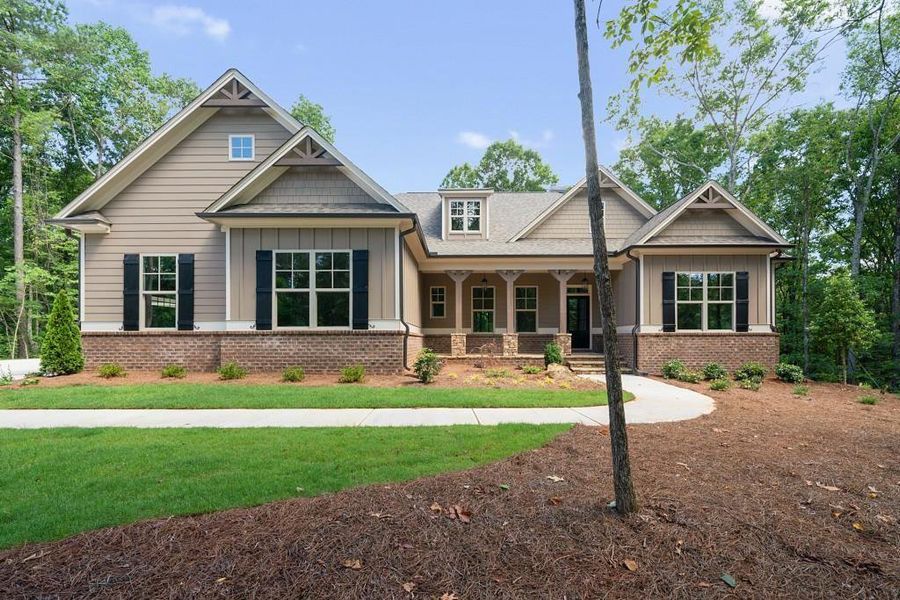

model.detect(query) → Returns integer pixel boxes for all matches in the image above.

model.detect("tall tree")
[441,139,559,191]
[573,0,637,514]
[290,94,335,143]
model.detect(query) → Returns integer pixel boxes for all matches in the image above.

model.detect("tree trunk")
[573,0,637,515]
[892,164,900,389]
[11,74,31,359]
[801,207,810,375]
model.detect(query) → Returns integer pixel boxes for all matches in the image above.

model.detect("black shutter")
[123,254,140,331]
[735,271,749,332]
[177,254,194,330]
[352,249,369,330]
[662,271,676,332]
[256,250,273,330]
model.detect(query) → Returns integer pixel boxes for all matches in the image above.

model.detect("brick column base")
[450,332,467,357]
[554,333,572,356]
[501,333,518,356]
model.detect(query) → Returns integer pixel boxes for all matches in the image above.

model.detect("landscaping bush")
[20,376,39,386]
[858,395,878,405]
[97,363,126,379]
[702,362,728,381]
[40,290,84,376]
[677,369,703,383]
[775,362,804,384]
[282,366,305,383]
[738,378,761,391]
[521,365,543,375]
[339,364,365,383]
[709,378,730,391]
[413,348,442,383]
[661,359,686,380]
[0,368,12,386]
[792,385,809,396]
[218,361,247,380]
[484,367,514,379]
[161,364,187,379]
[733,361,767,383]
[543,342,563,366]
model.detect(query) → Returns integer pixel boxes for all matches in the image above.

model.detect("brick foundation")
[423,334,451,354]
[82,330,410,374]
[466,334,503,355]
[621,332,780,374]
[405,333,424,364]
[517,334,555,354]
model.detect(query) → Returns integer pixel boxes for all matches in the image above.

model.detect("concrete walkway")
[0,375,714,428]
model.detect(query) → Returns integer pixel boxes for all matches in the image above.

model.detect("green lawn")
[0,383,618,409]
[0,424,569,549]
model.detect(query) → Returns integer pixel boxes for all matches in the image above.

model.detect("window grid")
[472,286,495,333]
[141,255,177,329]
[515,286,538,333]
[229,134,254,160]
[675,271,735,331]
[430,286,446,319]
[273,250,352,329]
[449,199,482,233]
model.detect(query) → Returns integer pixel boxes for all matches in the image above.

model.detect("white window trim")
[272,249,353,330]
[514,285,538,333]
[471,284,496,333]
[228,134,255,161]
[449,199,483,233]
[140,253,178,331]
[430,286,447,319]
[674,271,736,332]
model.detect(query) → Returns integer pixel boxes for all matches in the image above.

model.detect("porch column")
[551,270,576,356]
[447,270,471,357]
[498,270,524,357]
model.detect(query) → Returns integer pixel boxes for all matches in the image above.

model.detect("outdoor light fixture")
[581,277,588,285]
[481,277,488,287]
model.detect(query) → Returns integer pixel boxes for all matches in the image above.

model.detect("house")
[49,69,790,374]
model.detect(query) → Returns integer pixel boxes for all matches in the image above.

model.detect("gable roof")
[622,180,790,248]
[202,127,408,214]
[54,68,301,220]
[509,165,656,242]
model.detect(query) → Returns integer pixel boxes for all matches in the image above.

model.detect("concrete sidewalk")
[0,375,715,428]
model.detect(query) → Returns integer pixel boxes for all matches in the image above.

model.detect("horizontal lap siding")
[84,110,292,323]
[526,190,646,245]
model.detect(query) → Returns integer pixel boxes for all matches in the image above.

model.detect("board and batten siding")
[82,109,292,325]
[526,190,647,243]
[229,227,397,322]
[641,254,770,327]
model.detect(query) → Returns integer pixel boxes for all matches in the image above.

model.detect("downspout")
[398,225,417,369]
[625,248,646,375]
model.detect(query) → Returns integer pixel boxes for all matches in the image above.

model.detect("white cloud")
[148,5,231,41]
[510,129,554,149]
[758,0,783,19]
[457,131,492,150]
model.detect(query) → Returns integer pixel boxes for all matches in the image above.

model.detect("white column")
[447,270,471,331]
[550,270,576,332]
[497,270,524,332]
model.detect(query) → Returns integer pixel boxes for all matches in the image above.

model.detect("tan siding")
[229,227,396,322]
[248,166,378,206]
[83,110,292,323]
[615,261,637,327]
[651,208,752,240]
[527,190,646,242]
[402,240,421,327]
[420,273,455,329]
[642,255,769,326]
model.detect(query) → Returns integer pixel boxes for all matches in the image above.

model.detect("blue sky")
[68,0,846,193]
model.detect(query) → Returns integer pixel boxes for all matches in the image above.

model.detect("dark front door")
[567,295,590,350]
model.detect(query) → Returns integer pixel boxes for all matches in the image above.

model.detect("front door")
[567,295,591,350]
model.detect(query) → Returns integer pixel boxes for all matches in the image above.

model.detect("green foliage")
[792,385,809,396]
[543,342,564,366]
[289,94,335,143]
[521,365,543,375]
[677,369,703,383]
[661,359,686,379]
[734,362,768,383]
[484,367,514,379]
[281,366,305,383]
[97,363,125,378]
[412,348,442,384]
[0,368,12,386]
[39,289,83,375]
[858,395,878,405]
[338,364,365,383]
[775,362,804,384]
[709,378,730,391]
[441,139,559,191]
[738,378,761,391]
[160,364,186,379]
[20,376,40,386]
[702,362,728,381]
[217,361,247,381]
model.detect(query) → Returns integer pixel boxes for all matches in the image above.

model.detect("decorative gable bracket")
[274,136,341,166]
[687,186,735,210]
[201,78,268,107]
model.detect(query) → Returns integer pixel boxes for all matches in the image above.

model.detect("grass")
[0,384,619,409]
[0,424,569,549]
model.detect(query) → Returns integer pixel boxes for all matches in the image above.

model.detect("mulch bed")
[1,380,898,598]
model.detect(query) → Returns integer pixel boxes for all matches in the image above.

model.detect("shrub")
[161,364,187,379]
[40,290,84,376]
[485,367,514,379]
[733,361,767,383]
[661,359,686,380]
[0,368,12,386]
[339,364,365,383]
[97,363,126,379]
[20,376,39,386]
[282,366,306,383]
[544,342,564,366]
[218,361,247,380]
[413,348,442,384]
[858,395,878,405]
[702,362,728,381]
[775,362,804,384]
[792,385,809,396]
[709,378,730,391]
[521,365,543,375]
[677,369,703,383]
[738,378,761,391]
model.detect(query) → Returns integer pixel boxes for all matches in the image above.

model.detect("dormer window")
[449,199,481,233]
[229,134,254,161]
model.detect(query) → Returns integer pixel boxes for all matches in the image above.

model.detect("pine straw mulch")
[1,380,898,599]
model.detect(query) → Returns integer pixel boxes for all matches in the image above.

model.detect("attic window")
[449,199,481,233]
[229,134,254,161]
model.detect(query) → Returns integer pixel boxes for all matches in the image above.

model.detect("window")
[515,286,538,333]
[229,134,254,160]
[142,255,177,329]
[472,286,495,332]
[274,250,351,328]
[430,286,446,318]
[449,199,482,233]
[675,271,734,331]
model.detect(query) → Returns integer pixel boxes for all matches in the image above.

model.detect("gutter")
[398,225,418,369]
[625,248,647,376]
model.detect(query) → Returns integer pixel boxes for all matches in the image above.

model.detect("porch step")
[567,355,606,375]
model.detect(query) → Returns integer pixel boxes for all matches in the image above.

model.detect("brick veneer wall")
[82,331,408,374]
[405,333,424,364]
[466,334,503,355]
[518,334,555,354]
[634,332,780,373]
[423,334,451,354]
